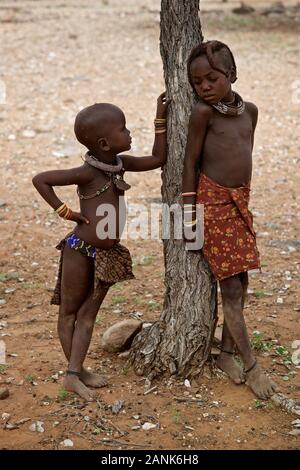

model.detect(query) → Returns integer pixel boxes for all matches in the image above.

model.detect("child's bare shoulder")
[79,162,95,175]
[189,101,213,128]
[244,101,258,118]
[74,162,97,184]
[191,101,213,118]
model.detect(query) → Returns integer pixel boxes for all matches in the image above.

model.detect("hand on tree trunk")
[156,91,171,119]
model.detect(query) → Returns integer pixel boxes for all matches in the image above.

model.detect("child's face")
[106,112,132,153]
[190,55,232,104]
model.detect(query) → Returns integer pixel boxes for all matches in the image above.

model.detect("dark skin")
[32,93,170,401]
[182,55,278,399]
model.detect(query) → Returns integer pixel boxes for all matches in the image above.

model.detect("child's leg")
[65,286,109,390]
[216,319,245,384]
[58,246,110,400]
[216,272,249,384]
[239,271,248,309]
[58,246,97,400]
[58,246,94,361]
[220,274,278,399]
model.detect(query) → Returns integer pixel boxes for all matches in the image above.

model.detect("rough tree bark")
[129,0,218,380]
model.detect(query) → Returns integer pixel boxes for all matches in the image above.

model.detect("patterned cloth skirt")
[196,173,261,281]
[51,233,135,305]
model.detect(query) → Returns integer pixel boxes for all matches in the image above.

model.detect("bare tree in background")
[130,0,217,380]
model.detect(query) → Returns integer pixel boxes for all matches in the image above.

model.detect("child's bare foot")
[80,368,108,388]
[216,351,245,384]
[64,375,95,401]
[245,362,279,399]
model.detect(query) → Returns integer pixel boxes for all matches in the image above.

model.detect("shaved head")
[74,103,124,150]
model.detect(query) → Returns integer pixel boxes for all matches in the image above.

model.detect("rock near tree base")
[101,319,143,353]
[0,387,10,400]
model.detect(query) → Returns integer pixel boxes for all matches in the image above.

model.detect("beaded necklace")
[212,91,245,116]
[77,152,131,200]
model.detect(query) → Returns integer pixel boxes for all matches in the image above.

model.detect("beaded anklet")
[244,360,257,374]
[221,349,235,355]
[66,370,81,377]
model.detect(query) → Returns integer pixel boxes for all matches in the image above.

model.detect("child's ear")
[230,66,237,83]
[98,137,111,152]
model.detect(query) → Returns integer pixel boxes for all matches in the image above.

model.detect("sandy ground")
[0,0,300,450]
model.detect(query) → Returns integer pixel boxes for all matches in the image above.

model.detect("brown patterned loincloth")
[51,233,135,305]
[196,173,261,281]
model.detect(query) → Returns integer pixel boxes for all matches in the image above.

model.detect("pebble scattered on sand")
[0,388,10,400]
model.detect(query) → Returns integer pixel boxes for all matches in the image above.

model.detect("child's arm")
[32,165,92,224]
[121,92,170,172]
[182,102,212,207]
[247,102,258,151]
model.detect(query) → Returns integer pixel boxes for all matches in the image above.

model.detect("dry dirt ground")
[0,0,300,450]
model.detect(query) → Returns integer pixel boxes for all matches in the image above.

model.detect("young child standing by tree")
[32,93,169,401]
[182,41,278,399]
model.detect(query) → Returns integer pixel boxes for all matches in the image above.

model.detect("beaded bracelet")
[64,207,73,220]
[182,192,197,197]
[184,219,198,227]
[55,203,73,220]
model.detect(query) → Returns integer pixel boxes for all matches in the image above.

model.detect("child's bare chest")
[75,170,127,247]
[201,110,254,187]
[207,112,252,145]
[80,170,124,202]
[77,169,125,220]
[81,170,111,193]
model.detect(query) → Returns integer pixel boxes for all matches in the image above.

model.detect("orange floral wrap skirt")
[196,173,261,281]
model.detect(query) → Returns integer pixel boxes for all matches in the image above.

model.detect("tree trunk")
[129,0,218,380]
